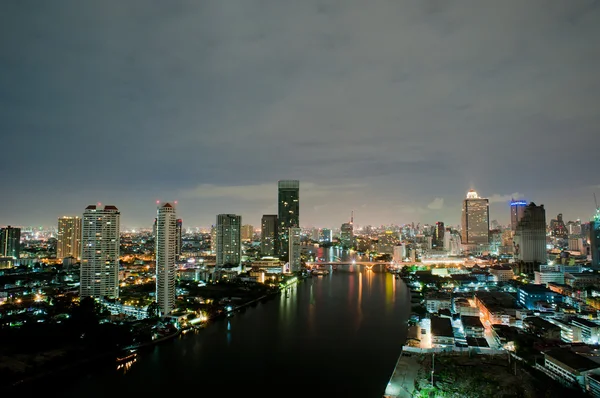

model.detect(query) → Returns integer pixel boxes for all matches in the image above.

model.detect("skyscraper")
[434,222,445,248]
[278,180,299,261]
[461,190,490,245]
[514,202,547,264]
[80,205,120,299]
[57,216,82,260]
[176,218,183,261]
[241,225,254,241]
[216,214,242,266]
[0,226,21,260]
[156,203,177,315]
[591,210,600,268]
[288,227,302,273]
[340,211,354,249]
[510,200,527,231]
[261,215,278,256]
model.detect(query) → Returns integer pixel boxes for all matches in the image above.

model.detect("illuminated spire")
[466,189,479,199]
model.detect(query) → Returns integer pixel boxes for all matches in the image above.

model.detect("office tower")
[216,214,242,266]
[176,219,182,261]
[80,205,120,299]
[461,190,490,245]
[591,210,600,268]
[311,228,319,241]
[210,225,216,253]
[288,227,302,273]
[152,218,157,239]
[514,202,547,264]
[0,226,21,259]
[341,212,354,248]
[510,200,527,231]
[241,225,254,241]
[261,215,278,256]
[434,222,445,248]
[278,180,300,260]
[320,228,332,243]
[57,216,82,260]
[156,203,177,315]
[550,213,568,237]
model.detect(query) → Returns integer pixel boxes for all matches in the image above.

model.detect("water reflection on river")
[67,266,410,398]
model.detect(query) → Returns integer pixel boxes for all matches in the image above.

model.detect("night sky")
[1,1,599,229]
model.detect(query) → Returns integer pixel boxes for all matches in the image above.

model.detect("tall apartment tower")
[216,214,242,266]
[80,205,120,299]
[510,200,527,231]
[278,180,300,261]
[210,225,217,254]
[156,203,177,315]
[461,190,490,245]
[434,222,445,248]
[514,202,547,264]
[288,227,302,273]
[57,216,82,260]
[176,218,183,261]
[261,215,278,256]
[0,226,21,260]
[590,210,600,268]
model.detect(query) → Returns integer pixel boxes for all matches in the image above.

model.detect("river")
[66,262,410,397]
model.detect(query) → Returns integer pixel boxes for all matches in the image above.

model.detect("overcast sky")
[1,1,599,229]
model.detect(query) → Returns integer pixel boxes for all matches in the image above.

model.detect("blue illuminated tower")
[591,210,600,268]
[510,199,527,231]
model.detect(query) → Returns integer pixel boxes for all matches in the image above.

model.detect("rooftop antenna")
[595,193,599,211]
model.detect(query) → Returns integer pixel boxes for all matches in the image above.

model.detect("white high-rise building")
[216,214,242,266]
[156,202,177,315]
[288,227,301,272]
[80,205,120,299]
[57,216,82,260]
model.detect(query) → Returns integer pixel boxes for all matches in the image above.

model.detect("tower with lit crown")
[461,189,489,245]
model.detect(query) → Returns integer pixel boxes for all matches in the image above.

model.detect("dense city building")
[591,210,600,268]
[80,205,120,299]
[510,200,527,231]
[0,225,21,260]
[176,218,182,261]
[57,216,82,260]
[277,180,299,261]
[156,202,177,315]
[434,221,444,248]
[241,224,254,241]
[341,221,353,248]
[216,214,242,266]
[260,215,278,256]
[461,190,490,245]
[514,202,547,264]
[288,227,301,272]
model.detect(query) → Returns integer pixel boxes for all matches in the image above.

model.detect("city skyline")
[1,2,599,228]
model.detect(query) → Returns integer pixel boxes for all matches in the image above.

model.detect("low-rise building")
[475,291,518,326]
[489,265,514,282]
[542,348,600,389]
[430,316,455,348]
[565,273,600,289]
[461,315,485,338]
[534,270,565,286]
[426,292,452,314]
[523,316,561,340]
[572,318,600,345]
[517,284,563,310]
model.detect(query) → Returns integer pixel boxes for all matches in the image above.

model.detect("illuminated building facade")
[461,190,489,245]
[176,218,182,261]
[510,200,527,231]
[216,214,242,266]
[241,224,254,241]
[288,227,301,273]
[0,226,21,260]
[591,210,600,268]
[156,202,177,315]
[80,205,120,299]
[57,217,82,260]
[514,202,547,264]
[278,180,299,261]
[261,215,278,256]
[434,221,445,248]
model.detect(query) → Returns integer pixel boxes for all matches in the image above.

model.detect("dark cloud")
[1,0,599,228]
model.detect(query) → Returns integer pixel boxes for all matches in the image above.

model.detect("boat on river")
[116,350,137,364]
[312,269,330,276]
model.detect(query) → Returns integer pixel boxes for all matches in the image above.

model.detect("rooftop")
[431,316,454,338]
[545,348,600,373]
[461,315,484,329]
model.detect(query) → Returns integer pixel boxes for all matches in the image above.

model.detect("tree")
[147,301,160,319]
